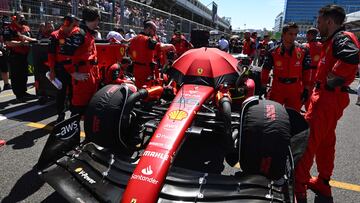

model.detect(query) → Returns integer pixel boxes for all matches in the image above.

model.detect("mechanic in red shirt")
[242,31,256,59]
[302,28,322,110]
[261,22,311,112]
[66,7,101,116]
[170,30,193,57]
[4,14,36,101]
[47,15,80,122]
[128,20,175,88]
[295,5,360,203]
[257,34,271,67]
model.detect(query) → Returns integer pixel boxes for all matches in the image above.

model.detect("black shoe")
[15,97,26,103]
[3,84,12,90]
[314,193,333,203]
[23,92,37,100]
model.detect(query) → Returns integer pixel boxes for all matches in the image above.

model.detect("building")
[283,0,360,36]
[274,12,284,32]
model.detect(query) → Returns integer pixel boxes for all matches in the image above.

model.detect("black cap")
[63,14,80,23]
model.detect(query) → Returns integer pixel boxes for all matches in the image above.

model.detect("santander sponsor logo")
[131,165,159,185]
[141,165,153,175]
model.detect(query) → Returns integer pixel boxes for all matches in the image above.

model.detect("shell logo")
[131,198,137,203]
[296,52,302,59]
[276,61,282,66]
[313,55,320,62]
[59,39,65,44]
[197,68,203,75]
[168,110,188,121]
[120,47,125,56]
[74,167,83,173]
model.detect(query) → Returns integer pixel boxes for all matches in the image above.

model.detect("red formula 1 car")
[36,48,309,203]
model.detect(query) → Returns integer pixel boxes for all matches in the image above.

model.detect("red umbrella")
[169,47,239,88]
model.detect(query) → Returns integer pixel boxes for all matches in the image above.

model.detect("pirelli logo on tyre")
[168,110,188,121]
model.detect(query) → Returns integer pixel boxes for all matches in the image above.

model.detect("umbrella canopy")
[169,47,239,88]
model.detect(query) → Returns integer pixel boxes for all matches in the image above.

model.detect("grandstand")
[0,0,232,41]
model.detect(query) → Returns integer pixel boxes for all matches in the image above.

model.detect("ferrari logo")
[296,52,302,59]
[130,198,137,203]
[168,110,188,121]
[74,167,82,173]
[197,68,203,75]
[313,55,320,62]
[59,39,65,44]
[120,47,125,56]
[276,61,282,66]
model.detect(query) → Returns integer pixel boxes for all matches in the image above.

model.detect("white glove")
[71,72,90,81]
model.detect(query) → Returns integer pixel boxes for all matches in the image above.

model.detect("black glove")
[301,88,309,103]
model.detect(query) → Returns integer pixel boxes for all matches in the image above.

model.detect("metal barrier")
[1,0,229,42]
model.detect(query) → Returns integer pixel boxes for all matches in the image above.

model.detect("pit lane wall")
[0,0,229,42]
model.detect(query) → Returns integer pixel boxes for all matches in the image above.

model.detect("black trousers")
[54,64,72,116]
[8,53,28,98]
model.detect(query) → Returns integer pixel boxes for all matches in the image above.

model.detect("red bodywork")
[121,84,214,203]
[96,43,127,82]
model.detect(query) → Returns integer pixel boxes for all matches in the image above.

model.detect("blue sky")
[200,0,285,30]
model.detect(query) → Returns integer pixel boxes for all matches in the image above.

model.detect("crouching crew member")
[261,22,311,112]
[128,20,175,88]
[170,30,193,57]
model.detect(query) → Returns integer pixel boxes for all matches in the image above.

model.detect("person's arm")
[63,31,86,74]
[327,33,360,88]
[301,47,312,89]
[301,47,312,102]
[261,49,274,87]
[47,34,57,80]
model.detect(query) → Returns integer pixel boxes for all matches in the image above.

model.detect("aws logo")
[55,120,79,140]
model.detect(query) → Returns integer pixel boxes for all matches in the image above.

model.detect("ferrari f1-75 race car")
[36,48,309,203]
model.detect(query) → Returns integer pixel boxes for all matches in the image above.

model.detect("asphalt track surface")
[0,76,359,203]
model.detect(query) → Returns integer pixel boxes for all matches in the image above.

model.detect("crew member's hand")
[49,69,56,81]
[301,88,309,103]
[71,72,90,81]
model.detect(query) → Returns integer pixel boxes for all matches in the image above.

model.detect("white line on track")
[0,101,55,121]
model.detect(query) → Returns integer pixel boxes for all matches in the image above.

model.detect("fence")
[0,0,229,42]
